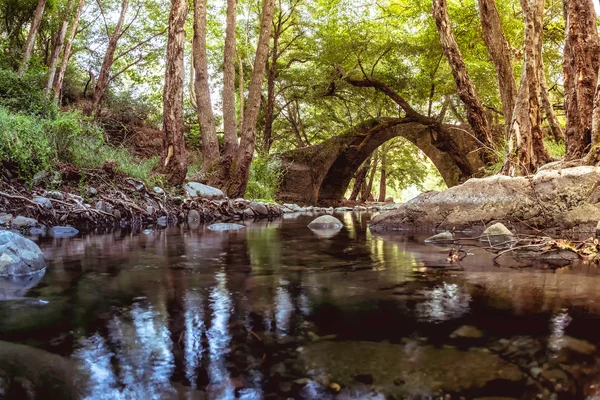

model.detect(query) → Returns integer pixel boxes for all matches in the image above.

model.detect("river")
[1,211,600,399]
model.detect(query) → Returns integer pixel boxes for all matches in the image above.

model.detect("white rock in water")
[0,231,46,275]
[425,231,454,243]
[482,222,513,237]
[208,223,245,231]
[184,182,225,200]
[308,215,343,230]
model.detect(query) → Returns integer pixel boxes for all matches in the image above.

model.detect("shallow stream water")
[2,212,600,399]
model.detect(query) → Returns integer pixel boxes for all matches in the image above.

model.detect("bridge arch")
[276,118,485,205]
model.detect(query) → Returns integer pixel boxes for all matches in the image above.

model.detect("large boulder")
[11,216,38,230]
[370,166,600,233]
[183,182,225,200]
[308,215,343,230]
[0,231,46,275]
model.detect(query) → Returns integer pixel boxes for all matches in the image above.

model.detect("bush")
[0,106,55,178]
[0,68,58,118]
[244,155,285,201]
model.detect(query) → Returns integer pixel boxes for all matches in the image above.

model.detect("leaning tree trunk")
[220,0,276,197]
[562,0,599,159]
[193,0,220,172]
[44,0,72,95]
[18,0,47,76]
[501,0,549,175]
[91,0,129,116]
[157,0,189,184]
[477,0,517,128]
[350,157,370,201]
[361,152,379,202]
[53,0,85,102]
[432,0,493,148]
[222,0,238,156]
[378,151,387,202]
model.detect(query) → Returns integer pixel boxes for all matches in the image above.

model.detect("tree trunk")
[222,0,238,156]
[53,0,85,102]
[44,0,72,95]
[350,158,370,201]
[378,150,387,202]
[220,0,276,197]
[539,59,565,142]
[477,0,517,128]
[563,0,599,159]
[237,52,245,130]
[158,0,188,184]
[263,7,282,154]
[18,0,47,76]
[91,0,129,116]
[193,0,220,171]
[432,0,493,148]
[361,151,378,202]
[501,0,549,175]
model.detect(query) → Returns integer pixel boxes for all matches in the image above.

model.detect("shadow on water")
[1,212,600,398]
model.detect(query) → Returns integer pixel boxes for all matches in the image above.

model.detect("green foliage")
[0,106,55,178]
[0,68,57,118]
[545,139,566,158]
[244,155,286,201]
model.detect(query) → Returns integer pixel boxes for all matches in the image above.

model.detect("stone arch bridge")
[275,118,486,205]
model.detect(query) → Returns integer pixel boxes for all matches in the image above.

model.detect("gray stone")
[334,207,353,212]
[183,182,225,200]
[28,226,46,236]
[482,222,513,237]
[32,197,52,210]
[249,202,269,216]
[32,171,48,184]
[208,223,245,231]
[135,184,144,192]
[153,186,165,195]
[48,226,79,238]
[88,187,98,196]
[11,216,38,229]
[424,231,454,243]
[308,215,343,230]
[0,231,46,275]
[283,203,303,212]
[146,206,154,215]
[243,208,255,217]
[157,216,168,227]
[173,196,184,205]
[187,209,200,222]
[353,206,367,212]
[95,201,106,212]
[450,325,484,339]
[0,213,13,226]
[112,209,122,220]
[44,191,64,201]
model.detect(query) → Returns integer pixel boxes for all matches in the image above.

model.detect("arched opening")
[343,137,447,203]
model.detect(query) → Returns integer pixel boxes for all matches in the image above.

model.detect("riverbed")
[1,212,600,399]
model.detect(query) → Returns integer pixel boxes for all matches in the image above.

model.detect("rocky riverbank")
[370,166,600,234]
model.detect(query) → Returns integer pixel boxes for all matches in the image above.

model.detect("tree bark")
[220,0,276,197]
[53,0,85,102]
[432,0,493,148]
[350,157,370,201]
[501,0,549,175]
[158,0,188,184]
[563,0,599,159]
[18,0,47,76]
[477,0,517,128]
[222,0,238,156]
[44,0,72,95]
[193,0,220,171]
[378,150,387,202]
[361,151,379,202]
[91,0,129,116]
